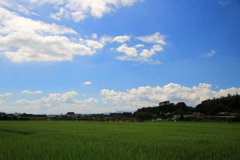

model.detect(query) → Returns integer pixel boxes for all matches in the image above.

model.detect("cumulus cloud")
[1,84,240,114]
[86,40,104,49]
[47,0,142,22]
[113,35,130,43]
[0,7,98,62]
[101,83,240,111]
[0,6,165,65]
[140,45,163,57]
[137,32,166,45]
[16,91,99,106]
[83,81,92,85]
[6,91,100,114]
[22,90,42,94]
[115,44,163,64]
[77,98,99,104]
[110,32,166,64]
[116,44,138,57]
[100,35,114,44]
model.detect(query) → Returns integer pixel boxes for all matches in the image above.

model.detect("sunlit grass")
[0,121,240,160]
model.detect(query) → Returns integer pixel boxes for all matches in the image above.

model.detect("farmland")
[0,121,240,160]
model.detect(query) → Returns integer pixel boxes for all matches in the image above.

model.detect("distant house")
[159,101,170,106]
[229,113,238,116]
[183,114,193,118]
[165,112,171,116]
[66,112,75,118]
[173,114,181,119]
[218,112,230,116]
[192,112,204,119]
[152,118,162,122]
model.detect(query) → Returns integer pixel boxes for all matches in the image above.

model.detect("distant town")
[1,94,240,122]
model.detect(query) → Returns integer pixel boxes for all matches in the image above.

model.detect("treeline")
[134,102,194,121]
[134,102,194,117]
[1,94,240,122]
[195,94,240,115]
[134,94,240,121]
[0,112,30,120]
[52,112,134,121]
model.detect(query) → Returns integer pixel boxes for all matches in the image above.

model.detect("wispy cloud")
[202,50,216,57]
[113,35,131,43]
[22,90,42,94]
[219,0,231,7]
[83,81,92,85]
[0,93,12,100]
[137,32,166,45]
[47,0,142,22]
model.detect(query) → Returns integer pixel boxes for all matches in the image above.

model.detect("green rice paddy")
[0,121,240,160]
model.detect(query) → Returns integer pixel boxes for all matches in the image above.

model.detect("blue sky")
[0,0,240,114]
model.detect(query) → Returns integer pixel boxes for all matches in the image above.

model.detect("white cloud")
[0,100,5,104]
[139,45,163,58]
[101,83,240,110]
[134,44,144,48]
[48,0,142,22]
[0,7,97,62]
[86,40,104,49]
[1,84,240,114]
[116,55,161,65]
[115,44,163,64]
[16,91,99,106]
[203,50,216,57]
[8,91,100,114]
[17,91,78,105]
[137,32,166,45]
[219,0,231,6]
[22,90,42,94]
[0,0,38,16]
[113,35,130,43]
[77,98,99,104]
[29,0,64,5]
[0,7,165,65]
[0,0,10,6]
[92,33,98,39]
[116,44,137,57]
[100,35,114,44]
[0,7,76,35]
[83,81,92,85]
[0,93,12,100]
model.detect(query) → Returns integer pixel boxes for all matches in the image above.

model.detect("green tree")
[135,112,152,122]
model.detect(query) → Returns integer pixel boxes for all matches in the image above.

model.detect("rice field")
[0,121,240,160]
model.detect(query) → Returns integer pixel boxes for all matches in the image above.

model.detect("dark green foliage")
[135,112,152,121]
[0,112,31,121]
[134,102,194,119]
[196,94,240,115]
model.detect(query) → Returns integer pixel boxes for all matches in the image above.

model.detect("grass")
[0,121,240,160]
